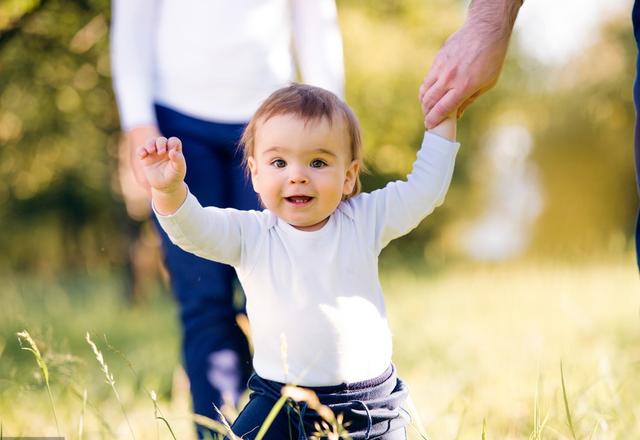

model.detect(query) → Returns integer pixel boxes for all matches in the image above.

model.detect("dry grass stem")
[16,330,60,435]
[193,413,239,440]
[149,390,177,440]
[560,361,579,440]
[78,388,87,440]
[85,332,136,440]
[281,385,351,440]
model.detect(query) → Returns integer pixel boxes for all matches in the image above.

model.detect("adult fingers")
[131,161,151,192]
[421,78,448,115]
[422,67,440,95]
[457,92,480,119]
[425,88,463,129]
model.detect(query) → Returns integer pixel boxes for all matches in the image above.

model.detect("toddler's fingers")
[137,145,149,159]
[155,136,168,155]
[168,148,183,162]
[143,138,157,155]
[167,136,182,153]
[425,88,461,129]
[168,148,186,173]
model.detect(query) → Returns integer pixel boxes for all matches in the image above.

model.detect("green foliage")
[528,18,636,256]
[0,1,635,275]
[0,0,127,274]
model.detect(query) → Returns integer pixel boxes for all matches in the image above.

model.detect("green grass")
[383,258,639,439]
[1,258,638,439]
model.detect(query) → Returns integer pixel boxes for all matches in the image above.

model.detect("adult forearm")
[466,0,522,41]
[420,0,523,128]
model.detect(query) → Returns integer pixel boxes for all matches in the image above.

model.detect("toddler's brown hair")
[240,83,364,198]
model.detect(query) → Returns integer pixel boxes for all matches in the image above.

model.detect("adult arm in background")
[420,0,523,128]
[111,0,160,193]
[291,0,345,98]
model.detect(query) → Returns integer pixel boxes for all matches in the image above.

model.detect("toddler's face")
[247,114,359,231]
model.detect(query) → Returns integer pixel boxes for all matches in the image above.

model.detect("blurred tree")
[0,0,127,275]
[527,14,636,257]
[0,1,634,279]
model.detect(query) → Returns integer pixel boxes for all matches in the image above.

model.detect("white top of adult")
[110,0,344,129]
[155,132,460,386]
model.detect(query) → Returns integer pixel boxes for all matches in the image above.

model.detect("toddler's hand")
[419,84,457,141]
[137,136,186,194]
[427,114,457,142]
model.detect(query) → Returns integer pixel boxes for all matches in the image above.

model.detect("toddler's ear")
[247,156,257,176]
[343,160,360,195]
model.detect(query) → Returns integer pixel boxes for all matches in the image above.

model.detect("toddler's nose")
[288,166,309,184]
[289,174,309,184]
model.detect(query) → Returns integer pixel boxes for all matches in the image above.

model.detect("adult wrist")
[465,0,521,40]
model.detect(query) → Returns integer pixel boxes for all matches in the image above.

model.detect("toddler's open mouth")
[285,195,313,205]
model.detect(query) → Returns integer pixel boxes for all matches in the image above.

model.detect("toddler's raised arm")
[138,136,188,215]
[351,108,459,253]
[139,136,249,267]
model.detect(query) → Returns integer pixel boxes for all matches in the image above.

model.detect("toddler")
[140,84,459,439]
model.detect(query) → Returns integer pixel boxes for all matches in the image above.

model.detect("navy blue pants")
[633,1,640,269]
[153,104,260,436]
[230,365,409,440]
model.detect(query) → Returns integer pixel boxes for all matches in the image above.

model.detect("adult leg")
[154,105,252,437]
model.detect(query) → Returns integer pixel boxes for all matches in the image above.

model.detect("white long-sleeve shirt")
[156,132,460,386]
[110,0,344,129]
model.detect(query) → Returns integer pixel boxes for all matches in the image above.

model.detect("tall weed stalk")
[16,330,60,435]
[85,332,136,440]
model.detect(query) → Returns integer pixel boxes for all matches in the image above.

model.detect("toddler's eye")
[310,159,327,168]
[271,159,286,168]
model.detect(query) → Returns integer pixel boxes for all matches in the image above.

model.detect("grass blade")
[16,330,60,435]
[560,361,578,440]
[149,390,178,440]
[254,395,288,440]
[79,388,87,440]
[104,335,180,439]
[400,394,429,440]
[193,413,239,439]
[86,332,136,440]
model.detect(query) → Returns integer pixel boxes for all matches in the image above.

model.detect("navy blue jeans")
[154,104,259,436]
[633,1,640,269]
[230,365,409,440]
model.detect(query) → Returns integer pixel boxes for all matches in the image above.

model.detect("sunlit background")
[1,0,638,438]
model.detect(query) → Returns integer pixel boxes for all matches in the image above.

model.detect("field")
[1,256,638,439]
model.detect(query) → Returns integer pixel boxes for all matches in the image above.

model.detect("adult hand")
[420,5,518,128]
[125,124,161,194]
